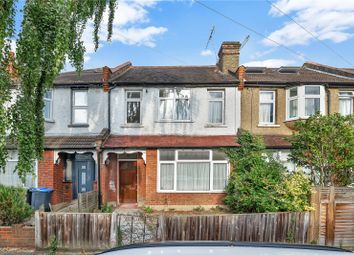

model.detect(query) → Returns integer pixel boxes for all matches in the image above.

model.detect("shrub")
[101,203,113,213]
[223,131,311,213]
[0,185,33,225]
[142,206,154,214]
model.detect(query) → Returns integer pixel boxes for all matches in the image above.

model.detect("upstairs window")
[208,91,224,124]
[288,87,298,119]
[339,91,354,116]
[304,86,321,116]
[259,91,275,125]
[158,149,229,192]
[72,90,88,124]
[43,90,53,121]
[287,85,325,120]
[159,89,190,121]
[126,90,141,124]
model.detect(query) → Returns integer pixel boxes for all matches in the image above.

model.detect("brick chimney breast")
[102,66,111,92]
[217,41,241,74]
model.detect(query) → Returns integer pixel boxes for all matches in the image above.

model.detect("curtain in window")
[175,99,190,120]
[209,101,222,123]
[259,103,273,123]
[73,109,87,123]
[305,98,320,116]
[213,163,227,190]
[159,99,174,120]
[339,98,352,116]
[127,101,140,123]
[177,162,210,191]
[160,163,174,190]
[44,100,52,119]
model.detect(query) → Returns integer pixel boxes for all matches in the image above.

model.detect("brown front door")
[119,161,137,203]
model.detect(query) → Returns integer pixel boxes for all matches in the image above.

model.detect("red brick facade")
[37,150,72,205]
[0,225,35,248]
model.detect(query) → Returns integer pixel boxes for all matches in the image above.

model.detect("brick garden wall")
[0,225,35,248]
[144,149,225,209]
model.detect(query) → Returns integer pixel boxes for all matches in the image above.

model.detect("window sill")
[204,124,228,128]
[157,190,226,194]
[257,124,281,128]
[45,119,55,123]
[155,120,194,123]
[68,124,89,128]
[120,124,144,128]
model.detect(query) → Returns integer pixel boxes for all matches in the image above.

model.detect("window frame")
[43,90,53,121]
[259,90,276,125]
[71,89,88,125]
[125,90,142,124]
[208,90,225,124]
[339,91,354,116]
[286,85,325,120]
[157,149,229,193]
[158,88,191,122]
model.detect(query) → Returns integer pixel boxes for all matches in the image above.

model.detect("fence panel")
[158,212,310,243]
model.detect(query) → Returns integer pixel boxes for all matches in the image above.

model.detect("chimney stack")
[102,66,111,92]
[217,41,241,74]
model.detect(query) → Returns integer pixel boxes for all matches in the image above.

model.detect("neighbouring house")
[2,41,354,210]
[235,63,354,171]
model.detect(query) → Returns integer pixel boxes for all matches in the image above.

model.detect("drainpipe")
[97,149,102,209]
[326,84,330,114]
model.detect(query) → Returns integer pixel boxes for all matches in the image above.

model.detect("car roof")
[99,241,352,255]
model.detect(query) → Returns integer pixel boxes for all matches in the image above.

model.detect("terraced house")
[1,41,354,210]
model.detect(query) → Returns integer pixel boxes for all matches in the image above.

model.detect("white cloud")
[82,0,167,63]
[264,0,354,46]
[200,49,213,57]
[242,58,296,67]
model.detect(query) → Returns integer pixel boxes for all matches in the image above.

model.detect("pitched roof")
[54,68,104,85]
[262,135,292,149]
[109,66,237,85]
[44,135,98,149]
[104,135,239,148]
[243,65,354,85]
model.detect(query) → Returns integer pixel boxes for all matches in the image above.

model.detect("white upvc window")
[43,90,53,121]
[157,149,229,193]
[208,90,224,124]
[259,91,275,125]
[159,88,191,121]
[339,91,354,116]
[125,90,142,124]
[286,85,325,120]
[72,90,88,124]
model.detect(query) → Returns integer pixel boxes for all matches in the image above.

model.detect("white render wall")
[110,86,241,136]
[45,87,109,135]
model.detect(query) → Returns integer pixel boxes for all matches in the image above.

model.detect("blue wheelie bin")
[29,187,54,211]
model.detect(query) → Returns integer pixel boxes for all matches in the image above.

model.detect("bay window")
[208,91,224,124]
[159,89,190,121]
[287,85,325,120]
[339,91,354,116]
[259,91,275,125]
[158,149,229,192]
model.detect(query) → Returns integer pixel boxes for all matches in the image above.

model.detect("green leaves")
[0,1,117,183]
[289,113,354,186]
[223,131,311,213]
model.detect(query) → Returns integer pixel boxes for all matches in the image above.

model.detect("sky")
[14,0,354,71]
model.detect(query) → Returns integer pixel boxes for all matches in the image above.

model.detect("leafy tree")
[223,131,311,213]
[288,113,354,187]
[0,0,118,182]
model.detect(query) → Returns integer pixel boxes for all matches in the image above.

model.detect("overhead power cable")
[267,0,353,66]
[194,0,312,62]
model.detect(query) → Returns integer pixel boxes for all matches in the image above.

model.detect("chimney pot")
[217,41,241,74]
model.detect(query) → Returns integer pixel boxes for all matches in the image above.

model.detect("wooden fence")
[159,212,310,243]
[35,187,354,251]
[310,187,354,249]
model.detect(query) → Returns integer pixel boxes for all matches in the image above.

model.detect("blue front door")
[72,155,95,199]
